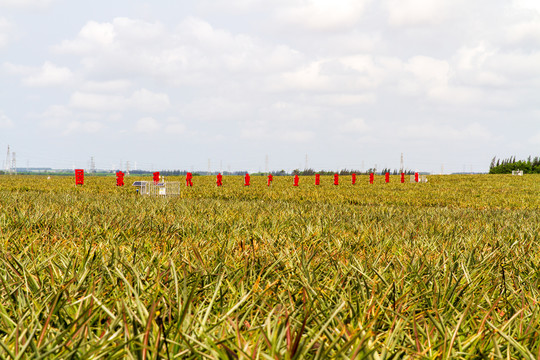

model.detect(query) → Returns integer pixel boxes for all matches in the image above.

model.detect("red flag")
[369,173,374,184]
[153,172,160,184]
[75,169,84,185]
[116,171,124,186]
[293,174,299,187]
[415,172,419,183]
[216,173,223,186]
[352,173,356,185]
[401,172,405,183]
[315,174,320,185]
[334,173,339,186]
[385,172,390,183]
[244,173,250,186]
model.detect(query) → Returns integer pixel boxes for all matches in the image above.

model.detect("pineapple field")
[0,174,539,359]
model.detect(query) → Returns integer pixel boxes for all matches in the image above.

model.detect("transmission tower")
[4,145,11,173]
[11,152,16,174]
[90,157,96,174]
[400,153,404,173]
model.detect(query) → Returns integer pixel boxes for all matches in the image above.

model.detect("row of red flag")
[74,170,422,186]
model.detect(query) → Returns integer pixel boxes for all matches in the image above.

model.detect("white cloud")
[338,118,370,133]
[0,18,12,48]
[279,130,315,142]
[69,88,170,113]
[131,88,170,113]
[54,17,303,85]
[56,20,115,54]
[0,0,56,9]
[62,121,104,135]
[39,105,106,135]
[135,117,161,133]
[81,80,132,93]
[276,0,371,31]
[24,62,74,87]
[3,61,74,87]
[315,93,376,106]
[505,18,540,46]
[384,0,462,26]
[513,0,540,13]
[0,111,14,128]
[165,120,186,135]
[400,122,494,141]
[69,92,127,112]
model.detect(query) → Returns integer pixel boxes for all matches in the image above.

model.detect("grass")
[0,174,539,359]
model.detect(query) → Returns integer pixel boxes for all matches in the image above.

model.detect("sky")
[1,0,539,174]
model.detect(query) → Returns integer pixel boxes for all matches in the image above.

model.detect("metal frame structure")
[132,181,181,196]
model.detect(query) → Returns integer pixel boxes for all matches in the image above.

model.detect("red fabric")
[216,173,223,186]
[244,173,250,186]
[116,171,124,186]
[186,172,193,187]
[334,173,339,186]
[315,174,320,185]
[369,173,374,184]
[352,173,356,185]
[415,173,419,182]
[267,174,273,186]
[75,169,84,185]
[401,173,405,183]
[293,174,299,186]
[153,172,160,184]
[385,172,390,183]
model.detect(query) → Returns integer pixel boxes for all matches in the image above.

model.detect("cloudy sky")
[1,0,539,173]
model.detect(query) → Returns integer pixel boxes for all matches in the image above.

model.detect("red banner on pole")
[401,172,405,183]
[293,174,299,187]
[385,172,390,183]
[369,173,374,184]
[244,173,250,186]
[334,173,339,186]
[352,173,356,185]
[315,174,320,186]
[116,171,124,186]
[415,172,419,183]
[216,173,223,186]
[75,169,84,185]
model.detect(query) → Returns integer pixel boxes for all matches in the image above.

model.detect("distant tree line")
[489,156,540,174]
